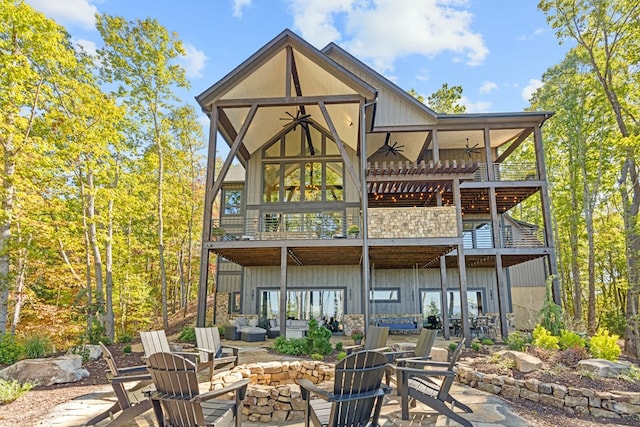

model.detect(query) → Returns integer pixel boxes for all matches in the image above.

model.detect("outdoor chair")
[140,330,212,382]
[297,350,391,427]
[84,342,153,426]
[396,339,473,426]
[194,327,239,381]
[344,325,389,354]
[145,352,249,427]
[383,328,438,386]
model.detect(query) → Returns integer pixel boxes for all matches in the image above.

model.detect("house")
[195,29,559,340]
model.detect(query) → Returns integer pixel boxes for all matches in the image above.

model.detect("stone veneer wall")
[367,206,458,239]
[216,292,229,327]
[457,365,640,421]
[343,314,364,336]
[211,361,335,423]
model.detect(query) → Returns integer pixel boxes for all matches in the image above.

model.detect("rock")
[430,347,448,362]
[0,355,89,386]
[577,359,629,378]
[496,350,543,373]
[66,344,102,361]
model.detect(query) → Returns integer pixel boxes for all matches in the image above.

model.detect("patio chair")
[194,327,239,380]
[297,350,391,427]
[344,325,389,354]
[84,342,153,426]
[140,330,212,382]
[396,339,472,426]
[145,352,249,427]
[383,328,437,386]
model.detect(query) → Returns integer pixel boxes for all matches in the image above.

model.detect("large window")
[223,189,242,215]
[259,289,345,322]
[419,289,485,320]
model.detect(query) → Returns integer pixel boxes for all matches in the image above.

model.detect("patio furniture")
[241,327,267,342]
[344,325,389,355]
[84,343,153,426]
[384,328,438,386]
[396,339,472,426]
[146,352,249,427]
[425,315,442,330]
[140,330,212,381]
[297,350,391,427]
[225,317,267,341]
[194,327,238,381]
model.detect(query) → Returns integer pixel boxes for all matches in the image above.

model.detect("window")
[370,289,400,302]
[258,289,345,322]
[463,221,493,248]
[223,189,242,215]
[230,292,241,313]
[419,289,485,319]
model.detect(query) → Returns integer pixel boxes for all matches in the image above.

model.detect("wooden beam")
[495,129,531,163]
[285,46,292,98]
[215,94,363,108]
[489,187,509,339]
[218,109,250,163]
[318,101,362,196]
[440,256,450,340]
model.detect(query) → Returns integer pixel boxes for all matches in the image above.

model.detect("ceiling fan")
[464,138,480,158]
[379,132,405,156]
[280,108,315,155]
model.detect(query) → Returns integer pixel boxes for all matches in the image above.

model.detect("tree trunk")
[10,231,31,335]
[0,126,15,336]
[105,196,114,341]
[157,140,168,331]
[86,169,104,309]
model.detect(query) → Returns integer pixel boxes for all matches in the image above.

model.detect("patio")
[39,334,529,427]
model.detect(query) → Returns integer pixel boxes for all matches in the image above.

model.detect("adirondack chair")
[146,352,249,427]
[140,330,212,382]
[297,350,391,427]
[383,328,438,386]
[84,342,153,426]
[194,327,238,380]
[396,339,473,427]
[344,325,389,354]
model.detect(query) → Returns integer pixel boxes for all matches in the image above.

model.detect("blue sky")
[26,0,570,115]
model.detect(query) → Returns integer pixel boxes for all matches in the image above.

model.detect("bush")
[505,331,531,351]
[480,338,494,346]
[118,333,133,344]
[178,326,196,343]
[558,330,586,350]
[0,379,32,404]
[448,342,458,352]
[68,345,91,362]
[471,341,482,352]
[553,346,588,367]
[22,334,53,359]
[335,341,343,352]
[337,351,347,361]
[273,336,306,356]
[600,309,626,336]
[87,320,110,345]
[122,345,132,354]
[310,353,324,361]
[304,319,332,356]
[589,329,621,361]
[532,325,559,350]
[0,334,24,365]
[538,275,564,336]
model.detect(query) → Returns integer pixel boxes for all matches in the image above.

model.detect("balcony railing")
[473,163,538,182]
[462,220,546,249]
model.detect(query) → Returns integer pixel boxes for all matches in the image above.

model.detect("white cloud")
[75,38,97,55]
[522,78,543,103]
[26,0,97,30]
[460,96,491,113]
[233,0,252,18]
[517,27,548,41]
[286,0,488,73]
[479,81,497,94]
[179,44,208,79]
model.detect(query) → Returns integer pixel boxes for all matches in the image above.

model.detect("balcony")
[463,220,546,249]
[473,162,538,182]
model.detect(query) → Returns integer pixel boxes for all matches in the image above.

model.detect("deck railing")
[473,162,538,182]
[463,220,545,249]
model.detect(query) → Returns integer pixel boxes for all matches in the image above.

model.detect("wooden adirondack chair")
[140,330,213,382]
[344,326,389,354]
[396,339,473,427]
[297,351,391,427]
[194,327,238,380]
[146,352,249,427]
[84,343,153,426]
[383,328,438,386]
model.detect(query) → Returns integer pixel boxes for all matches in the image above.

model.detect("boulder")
[66,344,102,361]
[577,359,630,378]
[430,347,448,362]
[0,355,89,386]
[497,350,543,373]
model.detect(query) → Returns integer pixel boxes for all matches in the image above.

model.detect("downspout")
[360,97,377,333]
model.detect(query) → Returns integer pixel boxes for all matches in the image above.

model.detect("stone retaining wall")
[457,365,640,421]
[211,360,335,423]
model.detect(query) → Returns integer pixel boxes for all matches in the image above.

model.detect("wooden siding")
[216,273,242,294]
[508,258,547,288]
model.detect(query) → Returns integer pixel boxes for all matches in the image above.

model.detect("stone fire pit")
[211,360,335,423]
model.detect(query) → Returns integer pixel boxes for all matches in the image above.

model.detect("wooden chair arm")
[109,373,152,384]
[212,355,237,365]
[194,379,250,402]
[194,347,216,356]
[370,346,390,353]
[396,358,448,368]
[343,344,364,354]
[116,364,149,374]
[297,378,331,401]
[394,355,432,366]
[395,366,455,378]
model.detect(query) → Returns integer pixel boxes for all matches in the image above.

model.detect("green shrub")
[68,345,91,362]
[448,342,458,352]
[558,330,586,350]
[505,331,531,351]
[304,319,332,356]
[480,338,494,346]
[22,334,53,359]
[0,379,32,404]
[122,345,132,354]
[335,341,343,352]
[118,333,133,344]
[600,308,626,336]
[178,326,196,343]
[337,351,347,361]
[310,353,324,361]
[532,325,559,350]
[589,329,621,361]
[471,341,482,352]
[0,334,24,365]
[554,346,588,367]
[273,336,306,356]
[87,320,110,345]
[538,275,564,336]
[217,325,226,336]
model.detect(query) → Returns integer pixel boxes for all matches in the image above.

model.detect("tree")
[426,83,467,114]
[540,0,640,356]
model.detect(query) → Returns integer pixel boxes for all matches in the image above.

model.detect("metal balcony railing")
[473,163,538,182]
[463,220,546,249]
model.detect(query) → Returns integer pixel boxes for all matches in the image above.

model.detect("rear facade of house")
[195,29,559,340]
